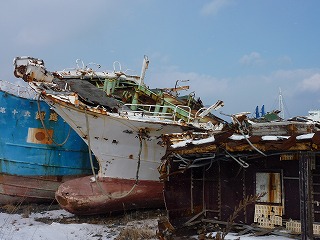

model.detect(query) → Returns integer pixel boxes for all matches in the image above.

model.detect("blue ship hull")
[0,86,97,203]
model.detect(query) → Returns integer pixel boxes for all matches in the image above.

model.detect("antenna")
[278,88,284,119]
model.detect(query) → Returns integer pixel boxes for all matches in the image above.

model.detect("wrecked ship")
[13,56,225,215]
[0,79,97,204]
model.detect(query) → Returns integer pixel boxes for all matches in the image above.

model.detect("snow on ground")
[0,210,117,240]
[0,206,297,240]
[208,233,295,240]
[0,207,159,240]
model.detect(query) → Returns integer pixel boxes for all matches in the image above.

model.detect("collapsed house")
[158,113,320,239]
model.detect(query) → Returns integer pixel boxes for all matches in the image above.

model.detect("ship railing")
[0,80,36,99]
[121,103,192,123]
[173,105,192,123]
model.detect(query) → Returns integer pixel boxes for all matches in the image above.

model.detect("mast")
[279,88,284,119]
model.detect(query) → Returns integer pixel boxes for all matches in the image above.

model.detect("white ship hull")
[46,95,187,215]
[45,96,186,181]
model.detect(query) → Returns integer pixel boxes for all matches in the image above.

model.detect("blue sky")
[1,0,320,120]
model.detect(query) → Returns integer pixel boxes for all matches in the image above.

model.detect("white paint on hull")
[47,99,184,181]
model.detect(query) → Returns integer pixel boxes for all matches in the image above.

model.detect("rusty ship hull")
[55,176,164,215]
[0,82,97,204]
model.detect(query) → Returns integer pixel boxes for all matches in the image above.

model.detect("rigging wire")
[84,108,140,200]
[231,114,267,157]
[224,149,249,168]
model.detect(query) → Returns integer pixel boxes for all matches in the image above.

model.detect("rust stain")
[287,124,298,135]
[268,173,281,204]
[269,173,276,203]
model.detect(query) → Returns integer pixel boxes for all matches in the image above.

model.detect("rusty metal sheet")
[256,172,282,204]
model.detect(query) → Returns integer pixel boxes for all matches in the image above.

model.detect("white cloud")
[148,67,228,105]
[300,73,320,92]
[147,65,320,118]
[271,69,320,93]
[273,69,317,80]
[200,0,233,16]
[239,52,264,66]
